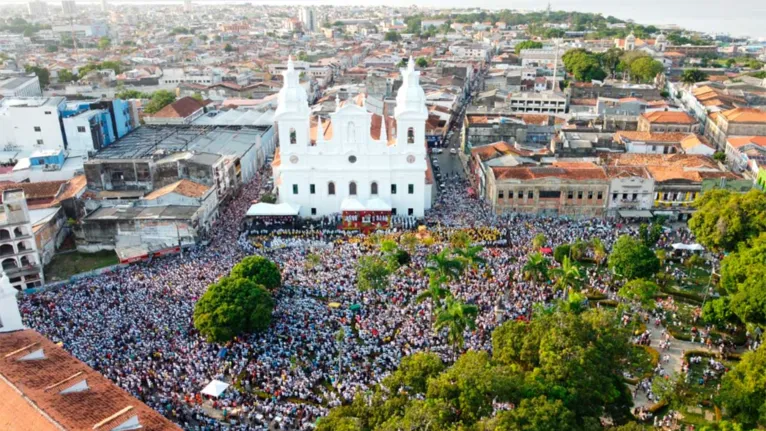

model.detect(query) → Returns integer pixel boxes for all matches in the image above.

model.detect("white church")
[271,57,433,224]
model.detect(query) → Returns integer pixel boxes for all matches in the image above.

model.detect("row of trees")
[193,256,281,343]
[562,48,665,83]
[317,305,639,430]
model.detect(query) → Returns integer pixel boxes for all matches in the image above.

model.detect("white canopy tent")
[671,243,705,251]
[201,380,230,398]
[340,198,367,212]
[246,202,300,217]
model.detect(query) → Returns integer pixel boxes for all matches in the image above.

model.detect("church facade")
[272,57,433,220]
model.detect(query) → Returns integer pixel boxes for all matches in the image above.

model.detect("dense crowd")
[19,166,707,430]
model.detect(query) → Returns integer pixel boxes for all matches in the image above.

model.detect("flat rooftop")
[91,125,271,160]
[83,205,200,221]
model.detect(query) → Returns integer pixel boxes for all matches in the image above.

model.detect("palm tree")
[416,274,452,321]
[591,238,607,265]
[453,244,486,271]
[551,256,583,298]
[434,298,478,353]
[426,248,465,281]
[399,232,419,253]
[523,252,550,282]
[449,231,471,249]
[532,233,547,250]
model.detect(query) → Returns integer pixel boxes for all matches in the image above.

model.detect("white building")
[27,0,48,16]
[606,166,656,218]
[0,76,41,98]
[0,270,24,330]
[61,0,76,15]
[299,7,316,33]
[0,97,67,155]
[508,92,567,114]
[0,190,44,291]
[273,57,432,219]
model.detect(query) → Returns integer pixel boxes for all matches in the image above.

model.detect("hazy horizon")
[1,0,764,39]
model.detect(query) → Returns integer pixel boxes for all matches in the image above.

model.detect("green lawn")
[44,250,119,282]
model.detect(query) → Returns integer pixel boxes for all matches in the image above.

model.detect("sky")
[2,0,764,39]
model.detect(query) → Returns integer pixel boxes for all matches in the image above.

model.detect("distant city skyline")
[1,0,764,39]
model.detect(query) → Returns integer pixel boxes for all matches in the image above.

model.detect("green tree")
[24,65,50,87]
[532,233,547,249]
[600,47,624,77]
[224,43,234,52]
[416,274,451,320]
[629,56,664,82]
[618,278,659,307]
[45,45,58,53]
[97,36,111,50]
[591,237,607,265]
[399,232,419,253]
[425,248,465,281]
[515,40,543,54]
[415,57,428,68]
[494,396,577,431]
[453,244,486,270]
[305,253,321,270]
[434,298,478,352]
[719,344,766,428]
[562,49,607,82]
[193,276,274,342]
[116,89,149,99]
[231,256,281,290]
[720,234,766,294]
[551,256,583,296]
[702,296,739,326]
[730,275,766,326]
[689,189,766,252]
[449,230,471,249]
[57,70,78,83]
[608,235,660,280]
[681,68,708,85]
[356,255,392,291]
[384,31,401,42]
[637,222,663,247]
[523,252,550,282]
[553,244,571,264]
[383,352,445,394]
[143,90,176,114]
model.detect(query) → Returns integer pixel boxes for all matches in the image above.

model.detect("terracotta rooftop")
[0,329,181,431]
[0,181,66,204]
[720,108,766,124]
[605,153,732,182]
[143,179,210,200]
[51,175,88,206]
[149,97,205,119]
[640,111,696,125]
[471,141,533,162]
[492,164,606,181]
[680,134,714,151]
[727,136,766,149]
[615,131,691,143]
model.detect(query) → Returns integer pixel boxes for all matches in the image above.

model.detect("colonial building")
[637,111,698,133]
[705,108,766,150]
[273,57,432,219]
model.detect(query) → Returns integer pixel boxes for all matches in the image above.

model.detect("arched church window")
[289,127,297,145]
[328,182,336,195]
[349,182,357,195]
[371,182,378,195]
[347,122,356,142]
[407,127,415,144]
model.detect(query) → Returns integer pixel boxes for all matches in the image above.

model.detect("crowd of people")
[18,164,717,430]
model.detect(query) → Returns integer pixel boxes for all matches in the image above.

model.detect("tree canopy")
[193,276,274,342]
[681,68,709,85]
[608,235,660,280]
[515,40,543,54]
[688,189,766,252]
[719,344,766,428]
[24,66,49,87]
[143,90,177,114]
[356,255,392,291]
[231,255,282,290]
[318,307,634,431]
[562,49,607,82]
[628,56,664,83]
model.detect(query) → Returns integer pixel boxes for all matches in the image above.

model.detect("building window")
[528,191,533,199]
[289,127,297,144]
[517,191,523,199]
[392,208,397,215]
[77,126,86,133]
[408,184,414,194]
[391,184,397,194]
[598,192,603,200]
[371,182,378,195]
[622,193,628,200]
[292,184,299,194]
[632,193,637,201]
[36,139,44,146]
[408,208,414,216]
[328,182,335,195]
[33,126,41,132]
[577,191,583,199]
[311,208,317,215]
[613,193,618,201]
[348,155,357,163]
[44,111,51,115]
[407,127,415,144]
[310,184,316,194]
[498,190,504,199]
[588,191,593,200]
[349,182,357,195]
[568,191,573,199]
